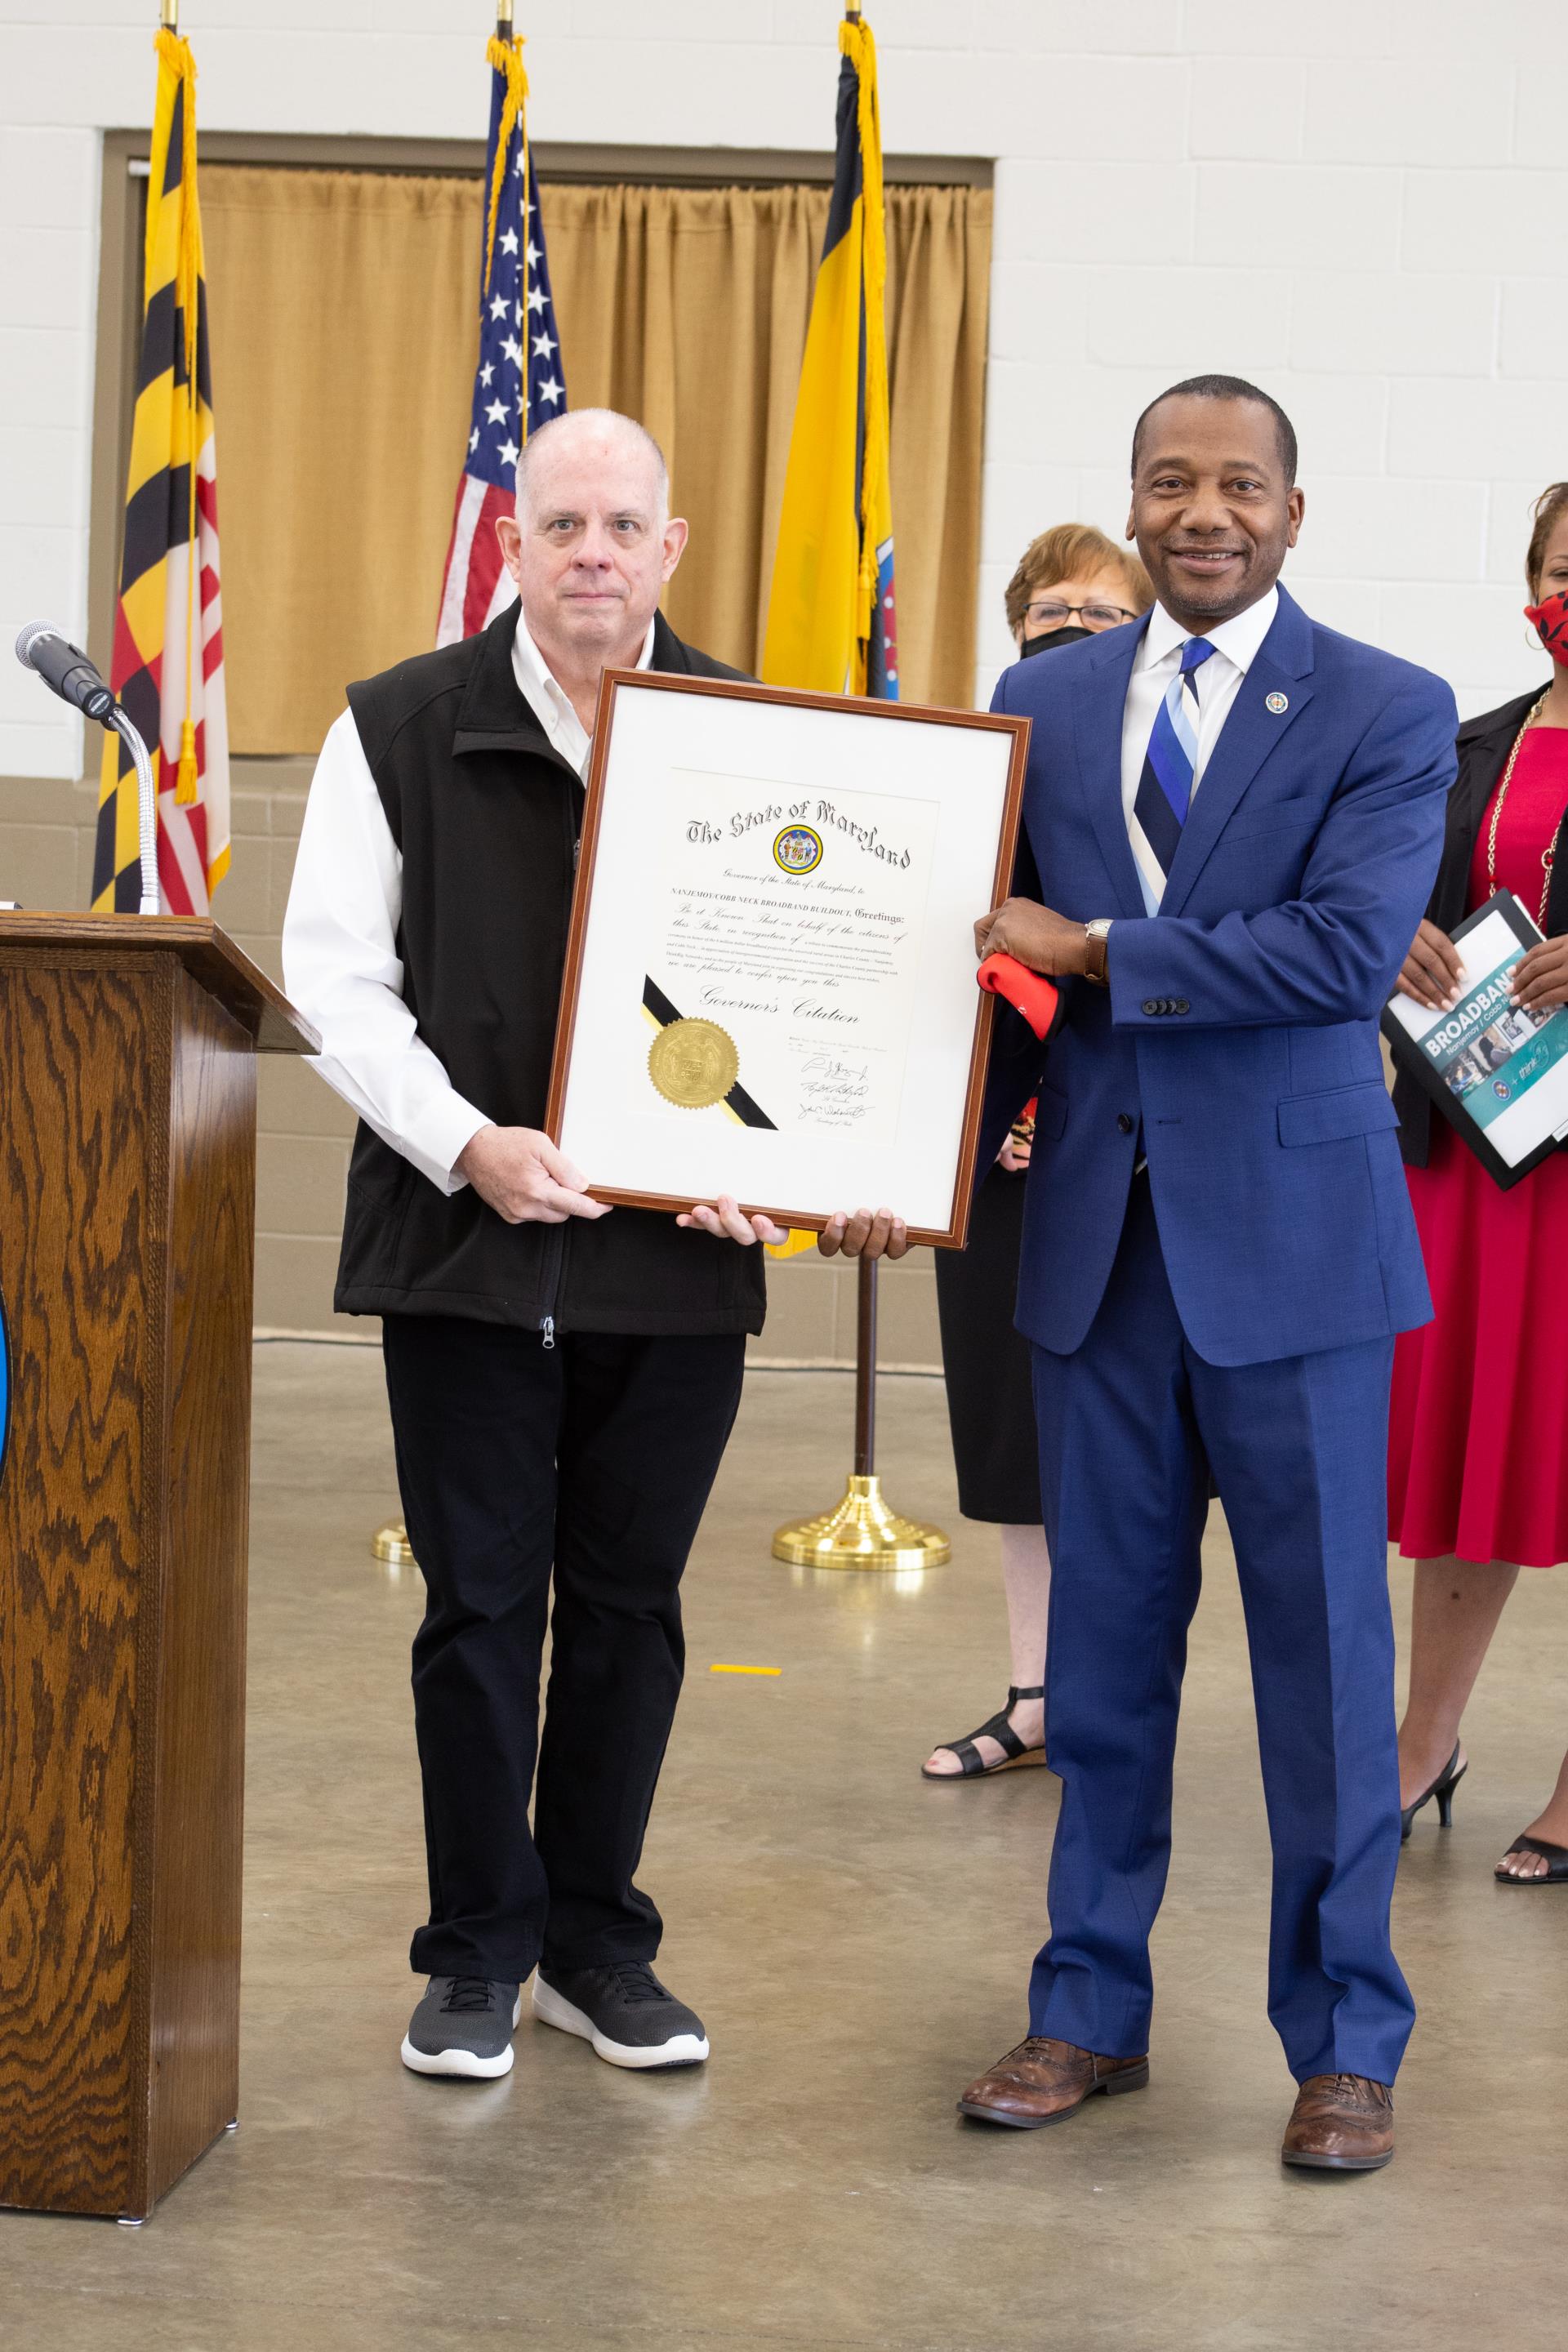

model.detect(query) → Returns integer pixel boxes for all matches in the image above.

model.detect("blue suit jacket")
[987,585,1458,1368]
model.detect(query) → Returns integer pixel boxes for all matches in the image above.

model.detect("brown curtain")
[202,167,480,758]
[201,167,991,756]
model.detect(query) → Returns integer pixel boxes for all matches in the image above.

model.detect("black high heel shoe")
[1400,1742,1467,1843]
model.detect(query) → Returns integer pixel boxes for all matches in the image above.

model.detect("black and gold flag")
[93,26,229,915]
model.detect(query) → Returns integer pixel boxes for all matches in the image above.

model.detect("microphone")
[14,622,117,724]
[12,620,160,913]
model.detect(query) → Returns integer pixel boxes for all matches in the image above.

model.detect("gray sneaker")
[401,1976,522,2078]
[532,1961,709,2070]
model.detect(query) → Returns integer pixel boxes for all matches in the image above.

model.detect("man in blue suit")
[954,376,1456,2172]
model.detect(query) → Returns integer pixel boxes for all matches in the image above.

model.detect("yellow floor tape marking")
[709,1664,782,1676]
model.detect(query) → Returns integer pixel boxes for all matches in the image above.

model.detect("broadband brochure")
[1382,890,1568,1190]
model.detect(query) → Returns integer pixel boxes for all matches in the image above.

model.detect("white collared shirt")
[1120,586,1280,912]
[281,612,657,1196]
[511,612,657,777]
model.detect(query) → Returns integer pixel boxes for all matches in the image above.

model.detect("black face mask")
[1018,623,1095,660]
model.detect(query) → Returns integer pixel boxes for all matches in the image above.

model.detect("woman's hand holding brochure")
[1396,909,1568,1018]
[1509,934,1568,1013]
[1383,890,1568,1187]
[1396,919,1464,1013]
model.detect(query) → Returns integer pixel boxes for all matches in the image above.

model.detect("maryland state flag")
[93,27,229,915]
[762,7,898,702]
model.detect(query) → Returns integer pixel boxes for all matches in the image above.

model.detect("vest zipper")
[538,778,583,1348]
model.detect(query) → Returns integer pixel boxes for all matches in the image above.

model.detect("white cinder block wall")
[2,0,1564,786]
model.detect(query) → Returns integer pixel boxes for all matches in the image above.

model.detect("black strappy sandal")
[921,1686,1047,1780]
[1400,1742,1466,1842]
[1494,1833,1568,1886]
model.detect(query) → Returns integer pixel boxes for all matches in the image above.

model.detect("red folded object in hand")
[978,951,1059,1042]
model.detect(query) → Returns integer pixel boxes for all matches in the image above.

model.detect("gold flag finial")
[161,0,179,29]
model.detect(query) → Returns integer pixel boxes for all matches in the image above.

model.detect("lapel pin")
[1265,691,1289,715]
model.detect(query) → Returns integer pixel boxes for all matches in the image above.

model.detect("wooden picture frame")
[545,669,1030,1248]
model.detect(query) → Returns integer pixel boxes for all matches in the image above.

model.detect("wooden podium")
[0,915,317,2223]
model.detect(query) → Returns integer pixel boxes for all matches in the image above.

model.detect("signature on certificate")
[799,1053,873,1127]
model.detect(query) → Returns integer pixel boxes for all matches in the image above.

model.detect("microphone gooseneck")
[14,623,160,915]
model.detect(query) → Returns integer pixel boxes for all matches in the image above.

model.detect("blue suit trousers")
[1029,1177,1415,2086]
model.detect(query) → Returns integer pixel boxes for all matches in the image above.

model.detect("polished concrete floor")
[1,1344,1564,2350]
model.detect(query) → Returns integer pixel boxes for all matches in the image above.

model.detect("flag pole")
[377,0,527,1578]
[771,1241,947,1575]
[160,0,178,29]
[855,1255,875,1477]
[768,1,947,1574]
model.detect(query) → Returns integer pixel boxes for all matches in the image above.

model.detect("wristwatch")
[1083,918,1113,987]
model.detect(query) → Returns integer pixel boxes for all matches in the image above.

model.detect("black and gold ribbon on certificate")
[642,976,777,1129]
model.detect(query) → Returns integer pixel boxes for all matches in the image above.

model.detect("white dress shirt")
[1120,586,1279,914]
[282,612,657,1196]
[510,608,657,777]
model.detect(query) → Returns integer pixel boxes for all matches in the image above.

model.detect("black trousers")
[381,1316,746,1981]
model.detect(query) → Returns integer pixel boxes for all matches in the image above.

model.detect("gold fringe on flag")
[483,33,528,287]
[483,30,534,450]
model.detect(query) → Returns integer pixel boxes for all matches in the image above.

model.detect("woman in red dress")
[1389,482,1568,1885]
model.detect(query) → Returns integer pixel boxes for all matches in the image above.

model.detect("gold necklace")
[1486,692,1555,924]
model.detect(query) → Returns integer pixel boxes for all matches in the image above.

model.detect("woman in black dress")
[923,524,1152,1778]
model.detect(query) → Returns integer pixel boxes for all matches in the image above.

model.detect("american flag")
[436,33,566,645]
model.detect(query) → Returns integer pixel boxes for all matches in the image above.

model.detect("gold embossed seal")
[648,1017,740,1110]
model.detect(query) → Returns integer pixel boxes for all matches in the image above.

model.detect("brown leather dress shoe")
[957,2037,1150,2130]
[1281,2074,1394,2171]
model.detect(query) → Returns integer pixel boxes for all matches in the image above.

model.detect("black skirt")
[933,1164,1041,1524]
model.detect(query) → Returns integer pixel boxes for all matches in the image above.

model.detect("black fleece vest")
[334,600,768,1337]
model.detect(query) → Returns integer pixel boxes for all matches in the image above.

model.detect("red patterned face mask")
[1526,590,1568,666]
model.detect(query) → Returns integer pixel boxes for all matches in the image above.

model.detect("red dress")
[1389,726,1568,1567]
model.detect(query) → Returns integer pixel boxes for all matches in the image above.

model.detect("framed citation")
[1382,890,1568,1191]
[546,670,1030,1246]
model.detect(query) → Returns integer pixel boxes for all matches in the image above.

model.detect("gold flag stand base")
[772,1472,949,1571]
[771,1255,948,1573]
[372,1518,416,1567]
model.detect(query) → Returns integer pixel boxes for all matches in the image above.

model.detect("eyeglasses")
[1024,599,1137,633]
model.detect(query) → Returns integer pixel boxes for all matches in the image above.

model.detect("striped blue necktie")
[1134,635,1216,886]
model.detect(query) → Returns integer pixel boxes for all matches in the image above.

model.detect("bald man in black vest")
[286,406,914,2084]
